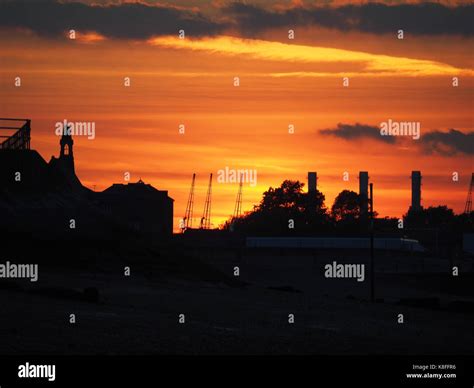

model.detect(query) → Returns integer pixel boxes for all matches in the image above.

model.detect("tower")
[59,122,74,171]
[308,172,317,192]
[410,171,422,212]
[359,171,369,216]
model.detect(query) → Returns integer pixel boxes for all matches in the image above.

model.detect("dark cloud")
[0,0,226,39]
[421,129,474,156]
[321,124,473,156]
[1,1,472,39]
[320,123,396,144]
[225,2,474,36]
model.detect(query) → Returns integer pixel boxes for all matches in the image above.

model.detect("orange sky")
[0,11,472,232]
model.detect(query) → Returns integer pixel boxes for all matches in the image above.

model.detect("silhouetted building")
[0,119,174,240]
[48,127,82,190]
[308,172,317,192]
[99,179,174,237]
[0,121,83,192]
[410,171,422,212]
[0,118,30,150]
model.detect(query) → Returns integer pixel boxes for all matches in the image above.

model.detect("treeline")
[223,180,474,241]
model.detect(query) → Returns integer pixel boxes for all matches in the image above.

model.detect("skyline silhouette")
[1,118,472,233]
[1,0,473,232]
[0,1,473,382]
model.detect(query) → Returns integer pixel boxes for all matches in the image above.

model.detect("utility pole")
[369,183,375,302]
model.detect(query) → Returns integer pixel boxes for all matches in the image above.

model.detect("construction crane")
[464,173,473,214]
[233,173,243,220]
[182,173,196,232]
[200,173,212,229]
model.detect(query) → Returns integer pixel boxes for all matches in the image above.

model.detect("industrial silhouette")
[1,119,472,245]
[182,173,196,231]
[233,173,244,220]
[410,171,422,212]
[465,173,473,214]
[200,173,213,229]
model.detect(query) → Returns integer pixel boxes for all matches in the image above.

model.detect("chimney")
[308,172,317,192]
[359,171,369,216]
[411,171,422,212]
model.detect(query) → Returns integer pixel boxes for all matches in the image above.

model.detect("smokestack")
[359,171,369,216]
[308,172,317,192]
[411,171,422,211]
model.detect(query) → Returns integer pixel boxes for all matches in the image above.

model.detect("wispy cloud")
[149,36,473,77]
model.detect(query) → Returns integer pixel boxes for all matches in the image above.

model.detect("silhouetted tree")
[225,180,328,235]
[259,180,305,211]
[455,211,474,233]
[331,190,360,222]
[403,206,473,254]
[405,205,455,228]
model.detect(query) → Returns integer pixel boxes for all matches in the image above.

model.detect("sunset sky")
[0,0,472,231]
